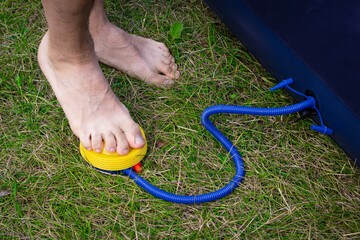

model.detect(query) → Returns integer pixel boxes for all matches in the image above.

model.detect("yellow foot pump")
[79,126,147,174]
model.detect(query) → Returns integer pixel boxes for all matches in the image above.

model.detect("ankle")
[91,21,128,42]
[46,32,96,65]
[89,15,112,38]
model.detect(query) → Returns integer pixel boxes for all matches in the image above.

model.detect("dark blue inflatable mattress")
[204,0,360,166]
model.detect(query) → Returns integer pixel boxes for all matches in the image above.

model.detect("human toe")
[80,133,92,151]
[171,63,178,72]
[91,133,104,153]
[175,71,180,79]
[158,42,169,51]
[169,63,180,79]
[162,57,172,65]
[114,130,129,155]
[145,73,174,87]
[157,63,174,78]
[123,123,146,149]
[103,133,117,153]
[162,51,171,57]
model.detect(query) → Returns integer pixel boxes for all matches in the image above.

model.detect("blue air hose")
[121,78,331,204]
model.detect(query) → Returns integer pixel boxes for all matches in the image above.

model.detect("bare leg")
[38,0,145,155]
[89,0,180,86]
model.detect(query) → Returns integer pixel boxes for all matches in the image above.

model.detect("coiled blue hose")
[121,96,316,204]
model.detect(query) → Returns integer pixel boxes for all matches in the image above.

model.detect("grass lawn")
[1,0,360,239]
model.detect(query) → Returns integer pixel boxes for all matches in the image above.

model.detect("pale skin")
[38,0,179,155]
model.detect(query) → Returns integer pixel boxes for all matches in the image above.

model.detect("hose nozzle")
[270,78,294,91]
[311,125,333,135]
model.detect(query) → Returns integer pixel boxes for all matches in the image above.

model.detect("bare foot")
[38,32,145,155]
[90,23,180,87]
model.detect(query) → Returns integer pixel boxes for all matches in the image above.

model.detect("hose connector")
[271,78,333,136]
[270,78,294,91]
[306,96,317,109]
[311,125,333,135]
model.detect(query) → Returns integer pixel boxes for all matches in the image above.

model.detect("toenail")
[122,149,129,155]
[95,148,101,153]
[109,147,115,153]
[163,79,170,84]
[135,135,145,145]
[175,72,180,78]
[87,148,92,151]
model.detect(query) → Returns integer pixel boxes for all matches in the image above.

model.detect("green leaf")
[169,21,184,40]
